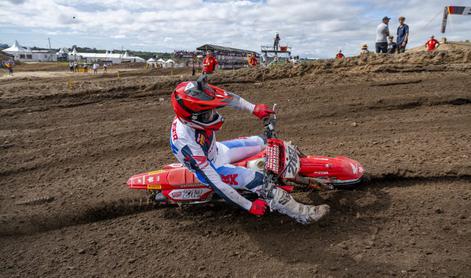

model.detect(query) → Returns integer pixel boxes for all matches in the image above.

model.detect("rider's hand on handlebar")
[253,104,275,120]
[248,199,268,216]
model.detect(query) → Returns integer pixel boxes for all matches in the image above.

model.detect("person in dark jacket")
[273,33,280,51]
[397,16,409,53]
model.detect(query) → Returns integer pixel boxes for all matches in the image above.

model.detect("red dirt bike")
[127,109,366,204]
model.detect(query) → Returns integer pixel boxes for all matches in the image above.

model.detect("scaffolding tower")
[260,45,292,64]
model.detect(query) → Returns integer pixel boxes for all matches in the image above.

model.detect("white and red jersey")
[170,117,218,165]
[170,93,264,211]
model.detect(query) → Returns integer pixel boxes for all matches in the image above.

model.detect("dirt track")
[1,53,470,277]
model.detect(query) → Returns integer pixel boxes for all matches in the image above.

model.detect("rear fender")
[127,167,201,190]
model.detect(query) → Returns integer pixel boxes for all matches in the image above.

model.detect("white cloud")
[0,0,470,57]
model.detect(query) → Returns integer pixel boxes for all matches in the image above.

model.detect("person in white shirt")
[92,63,99,74]
[376,16,390,53]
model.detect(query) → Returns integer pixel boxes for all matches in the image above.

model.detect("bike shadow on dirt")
[159,184,395,272]
[244,187,393,264]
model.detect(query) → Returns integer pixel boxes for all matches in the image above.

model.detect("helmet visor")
[194,109,218,124]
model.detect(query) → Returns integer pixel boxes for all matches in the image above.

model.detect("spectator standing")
[192,55,197,76]
[273,33,280,51]
[203,51,218,74]
[252,55,258,66]
[69,61,74,72]
[103,63,108,73]
[425,35,440,51]
[248,54,258,67]
[387,36,397,54]
[262,52,269,66]
[5,61,14,76]
[92,63,99,74]
[376,16,390,53]
[336,49,345,59]
[396,16,409,53]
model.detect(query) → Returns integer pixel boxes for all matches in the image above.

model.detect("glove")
[248,199,268,216]
[253,104,274,120]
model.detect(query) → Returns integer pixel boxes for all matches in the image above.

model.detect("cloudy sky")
[0,0,470,58]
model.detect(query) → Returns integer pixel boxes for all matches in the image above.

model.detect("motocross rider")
[170,75,330,224]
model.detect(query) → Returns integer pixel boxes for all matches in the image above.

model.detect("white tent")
[57,47,69,55]
[3,40,26,53]
[3,40,57,62]
[67,49,145,64]
[131,56,146,63]
[146,58,158,68]
[163,59,176,68]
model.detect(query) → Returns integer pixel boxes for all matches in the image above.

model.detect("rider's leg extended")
[268,187,330,224]
[215,165,330,224]
[214,137,329,224]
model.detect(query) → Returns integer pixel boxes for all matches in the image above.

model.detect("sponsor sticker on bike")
[283,142,300,179]
[168,188,212,201]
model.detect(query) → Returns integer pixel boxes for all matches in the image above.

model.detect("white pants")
[200,136,265,191]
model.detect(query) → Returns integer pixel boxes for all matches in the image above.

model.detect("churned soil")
[0,53,470,277]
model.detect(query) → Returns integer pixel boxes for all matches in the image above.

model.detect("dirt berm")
[0,49,470,277]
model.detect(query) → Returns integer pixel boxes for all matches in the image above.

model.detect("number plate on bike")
[265,139,300,179]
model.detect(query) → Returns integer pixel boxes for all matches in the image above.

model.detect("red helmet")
[171,75,231,130]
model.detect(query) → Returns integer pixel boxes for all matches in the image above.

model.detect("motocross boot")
[268,187,330,224]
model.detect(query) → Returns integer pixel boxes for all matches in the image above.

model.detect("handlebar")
[263,104,277,139]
